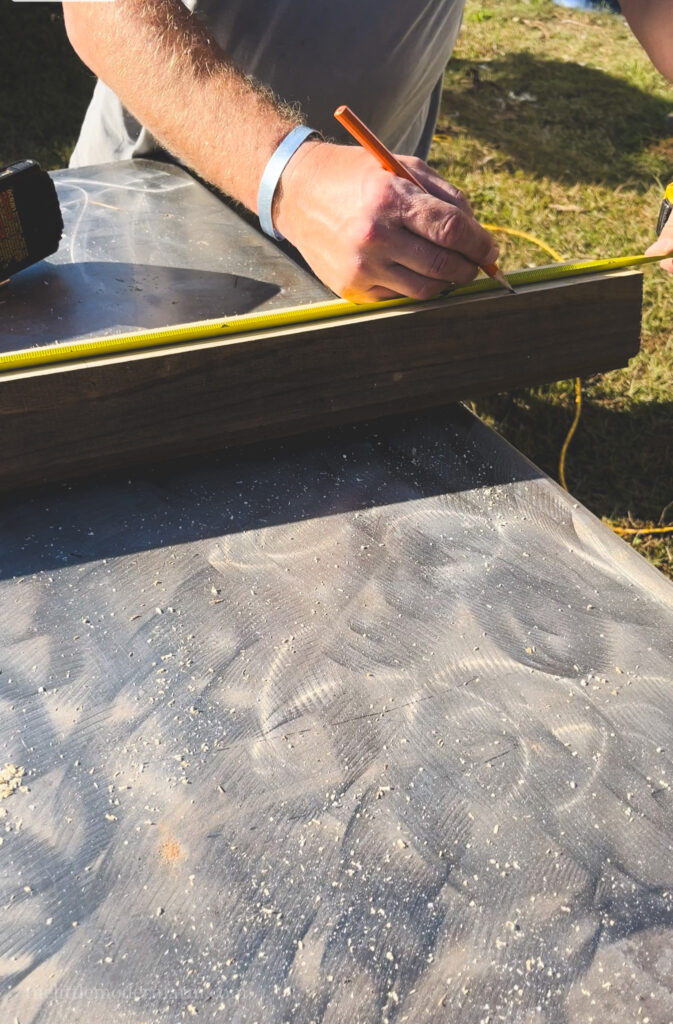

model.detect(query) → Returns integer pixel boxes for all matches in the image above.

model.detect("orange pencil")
[334,104,515,294]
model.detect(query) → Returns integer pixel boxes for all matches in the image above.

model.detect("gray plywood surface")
[0,159,330,351]
[2,406,673,1023]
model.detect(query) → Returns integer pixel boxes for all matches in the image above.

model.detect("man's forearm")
[620,0,673,83]
[63,0,299,212]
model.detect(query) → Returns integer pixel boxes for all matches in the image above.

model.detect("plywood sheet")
[1,406,673,1022]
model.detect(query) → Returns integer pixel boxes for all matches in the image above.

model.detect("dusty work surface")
[2,405,673,1023]
[0,159,330,351]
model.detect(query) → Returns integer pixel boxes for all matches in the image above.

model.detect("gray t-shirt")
[70,0,465,167]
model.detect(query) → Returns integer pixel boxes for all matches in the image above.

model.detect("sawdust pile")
[0,763,26,801]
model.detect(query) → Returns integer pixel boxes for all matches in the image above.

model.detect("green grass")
[430,0,673,577]
[1,0,672,576]
[0,4,93,169]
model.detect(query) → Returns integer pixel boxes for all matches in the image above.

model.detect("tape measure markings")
[0,253,661,374]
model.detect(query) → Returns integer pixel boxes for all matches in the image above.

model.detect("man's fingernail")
[486,246,499,264]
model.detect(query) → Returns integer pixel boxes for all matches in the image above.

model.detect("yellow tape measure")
[0,252,662,374]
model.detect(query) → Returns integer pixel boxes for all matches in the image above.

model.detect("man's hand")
[276,142,499,302]
[645,214,673,275]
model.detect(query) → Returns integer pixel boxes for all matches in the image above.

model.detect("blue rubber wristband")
[257,125,318,240]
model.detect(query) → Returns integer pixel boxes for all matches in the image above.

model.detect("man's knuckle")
[337,254,372,295]
[349,218,380,248]
[438,206,464,245]
[406,156,426,173]
[377,177,400,212]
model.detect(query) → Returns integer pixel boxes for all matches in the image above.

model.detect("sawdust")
[159,834,184,863]
[0,763,25,800]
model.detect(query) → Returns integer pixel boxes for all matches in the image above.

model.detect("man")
[64,0,673,301]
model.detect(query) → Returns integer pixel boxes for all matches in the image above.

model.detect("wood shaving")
[0,763,25,801]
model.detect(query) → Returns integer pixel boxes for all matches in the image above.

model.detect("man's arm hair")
[620,0,673,83]
[63,0,301,212]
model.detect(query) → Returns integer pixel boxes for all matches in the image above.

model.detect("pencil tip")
[482,262,516,294]
[495,270,516,294]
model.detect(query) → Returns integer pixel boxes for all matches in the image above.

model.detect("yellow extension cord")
[482,223,673,541]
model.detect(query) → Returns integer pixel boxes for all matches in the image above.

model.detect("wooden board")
[0,270,641,490]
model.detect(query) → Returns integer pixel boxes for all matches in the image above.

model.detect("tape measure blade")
[0,296,391,371]
[0,252,660,373]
